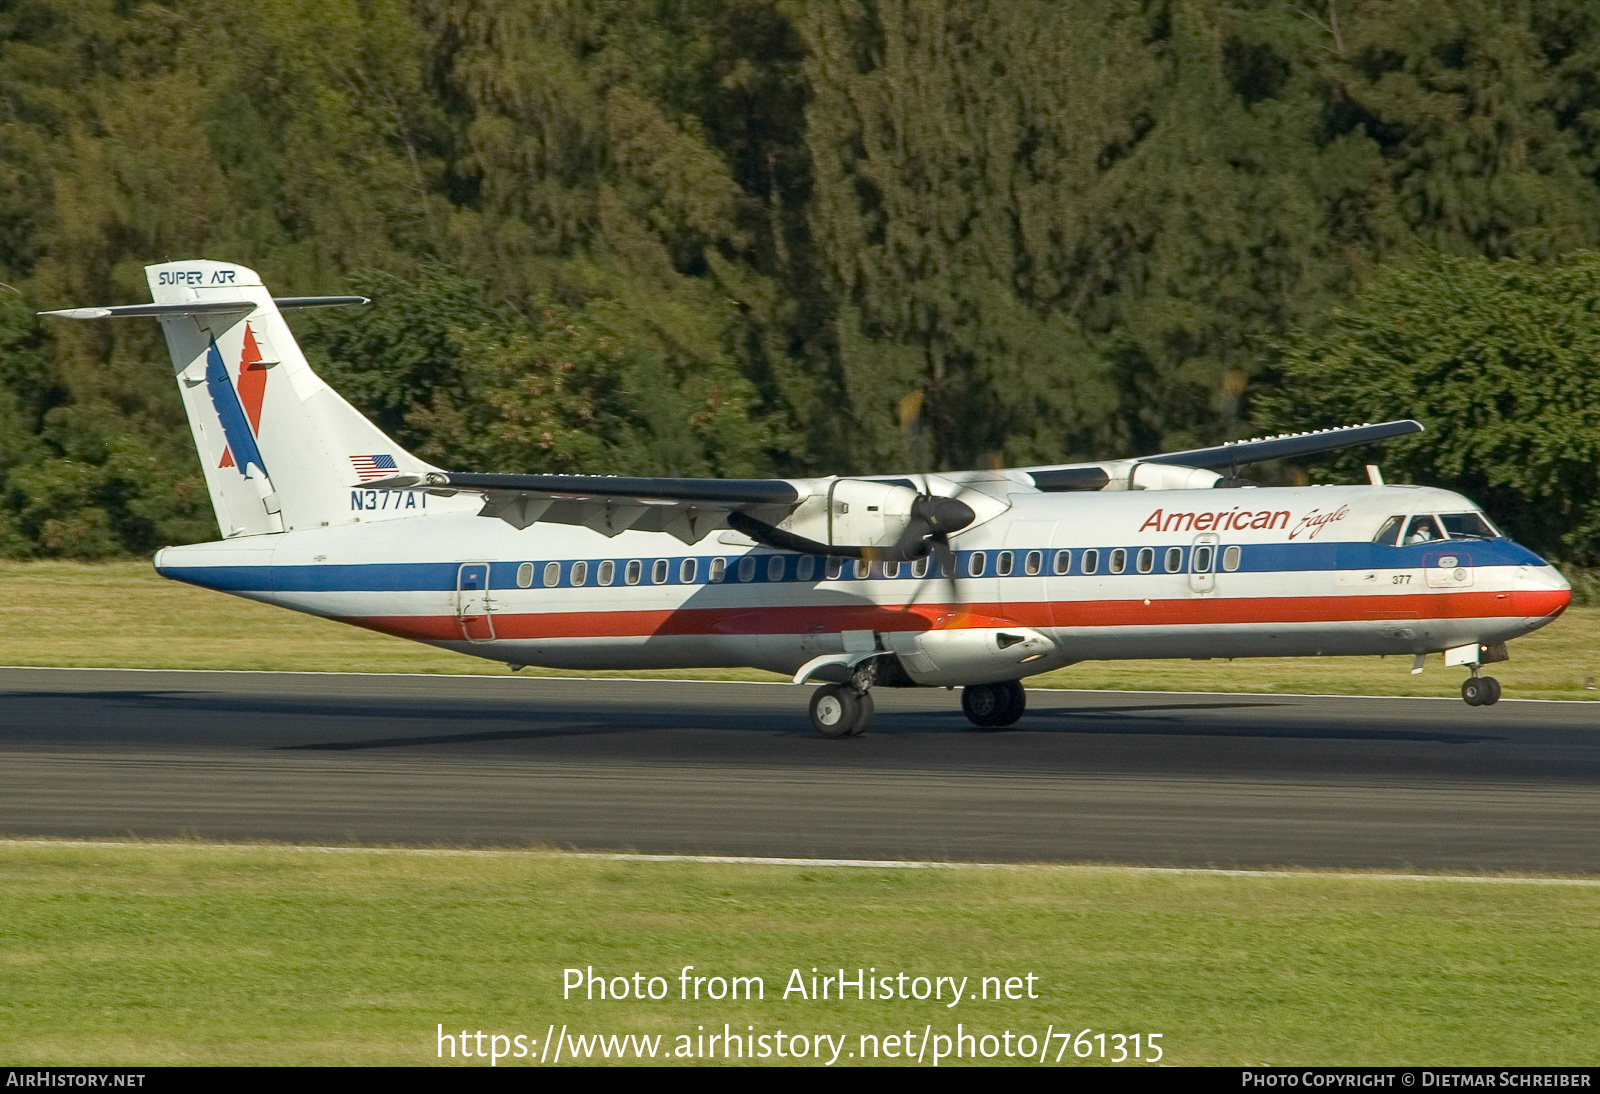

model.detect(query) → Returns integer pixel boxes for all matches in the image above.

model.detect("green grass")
[1,560,1594,699]
[1,842,1597,1066]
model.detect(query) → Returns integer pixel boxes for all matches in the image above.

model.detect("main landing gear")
[809,659,877,738]
[805,666,1029,737]
[962,680,1026,729]
[809,684,874,737]
[1461,673,1502,706]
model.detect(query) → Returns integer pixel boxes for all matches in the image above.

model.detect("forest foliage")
[4,0,1600,561]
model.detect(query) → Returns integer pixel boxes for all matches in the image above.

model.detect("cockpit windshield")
[1439,512,1499,540]
[1372,516,1404,546]
[1375,511,1501,546]
[1402,515,1445,545]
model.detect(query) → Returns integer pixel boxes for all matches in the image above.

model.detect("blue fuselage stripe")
[157,538,1548,595]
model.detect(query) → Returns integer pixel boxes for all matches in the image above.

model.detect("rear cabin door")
[456,563,496,641]
[1189,533,1220,595]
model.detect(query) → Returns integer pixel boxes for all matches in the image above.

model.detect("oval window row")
[512,546,1243,588]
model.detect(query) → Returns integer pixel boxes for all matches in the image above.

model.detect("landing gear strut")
[962,680,1026,729]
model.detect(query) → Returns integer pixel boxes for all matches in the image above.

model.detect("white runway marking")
[4,838,1597,884]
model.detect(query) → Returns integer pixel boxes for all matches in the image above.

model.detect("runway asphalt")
[1,667,1597,871]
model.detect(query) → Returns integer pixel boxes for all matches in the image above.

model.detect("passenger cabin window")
[708,557,726,583]
[1053,550,1071,575]
[1164,547,1183,573]
[1025,550,1042,576]
[797,556,816,582]
[625,559,642,585]
[911,557,928,578]
[1136,547,1154,574]
[1372,515,1405,546]
[571,561,589,586]
[652,559,669,584]
[516,562,534,588]
[1440,512,1498,540]
[1109,548,1126,574]
[1403,516,1445,546]
[543,561,561,587]
[767,555,785,581]
[598,560,615,586]
[1082,549,1099,575]
[997,551,1014,576]
[1192,545,1214,573]
[853,558,870,579]
[968,551,987,577]
[738,556,757,582]
[1222,546,1241,572]
[679,558,696,584]
[826,558,844,580]
[884,560,900,578]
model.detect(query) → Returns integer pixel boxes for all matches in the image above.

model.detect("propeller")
[725,482,975,565]
[900,473,980,611]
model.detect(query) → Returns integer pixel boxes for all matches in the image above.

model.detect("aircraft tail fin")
[45,260,440,538]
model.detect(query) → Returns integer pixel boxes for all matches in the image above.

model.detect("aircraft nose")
[1511,563,1572,623]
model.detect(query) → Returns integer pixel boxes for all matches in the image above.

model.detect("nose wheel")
[1461,675,1502,706]
[962,680,1026,729]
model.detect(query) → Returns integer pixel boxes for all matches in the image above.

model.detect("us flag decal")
[350,454,399,481]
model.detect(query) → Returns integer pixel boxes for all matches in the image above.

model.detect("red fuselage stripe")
[335,589,1570,643]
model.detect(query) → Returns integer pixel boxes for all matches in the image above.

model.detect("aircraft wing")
[366,419,1422,544]
[1022,419,1423,491]
[1139,419,1424,471]
[363,471,801,543]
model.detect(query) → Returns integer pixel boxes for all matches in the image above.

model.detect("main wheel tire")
[995,679,1026,727]
[1481,676,1502,706]
[962,683,1003,727]
[963,681,1026,729]
[810,684,862,738]
[1461,677,1487,706]
[846,689,875,736]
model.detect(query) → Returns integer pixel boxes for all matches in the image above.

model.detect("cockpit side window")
[1440,512,1499,540]
[1372,515,1405,546]
[1403,515,1445,545]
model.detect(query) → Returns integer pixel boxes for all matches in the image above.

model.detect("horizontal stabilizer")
[41,296,368,321]
[40,300,257,320]
[272,296,370,310]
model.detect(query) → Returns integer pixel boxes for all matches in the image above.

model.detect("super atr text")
[563,965,1038,1007]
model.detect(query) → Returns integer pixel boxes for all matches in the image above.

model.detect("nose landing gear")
[1461,674,1502,706]
[962,679,1026,729]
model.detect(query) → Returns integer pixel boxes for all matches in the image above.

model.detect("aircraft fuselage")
[154,482,1570,682]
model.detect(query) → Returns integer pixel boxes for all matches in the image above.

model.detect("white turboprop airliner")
[43,261,1571,735]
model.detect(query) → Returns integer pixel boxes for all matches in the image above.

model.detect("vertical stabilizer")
[133,260,438,537]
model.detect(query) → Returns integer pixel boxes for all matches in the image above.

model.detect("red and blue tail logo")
[207,324,269,479]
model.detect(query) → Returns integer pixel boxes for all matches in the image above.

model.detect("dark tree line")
[4,1,1600,562]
